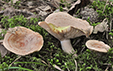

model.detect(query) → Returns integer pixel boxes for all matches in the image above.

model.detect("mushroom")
[38,12,93,56]
[3,26,43,56]
[85,40,110,53]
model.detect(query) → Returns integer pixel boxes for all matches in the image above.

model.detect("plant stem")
[9,55,21,67]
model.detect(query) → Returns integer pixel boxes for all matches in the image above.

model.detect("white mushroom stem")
[60,39,77,57]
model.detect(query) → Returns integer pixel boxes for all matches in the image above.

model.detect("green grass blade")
[14,62,46,66]
[3,67,33,71]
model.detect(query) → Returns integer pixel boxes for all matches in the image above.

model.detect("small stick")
[53,64,64,71]
[80,46,86,53]
[74,60,77,71]
[9,55,21,67]
[102,0,109,14]
[41,59,50,67]
[109,14,113,39]
[68,0,81,11]
[64,63,70,71]
[40,54,64,71]
[109,14,113,32]
[105,66,109,71]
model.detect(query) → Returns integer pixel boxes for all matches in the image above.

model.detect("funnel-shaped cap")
[39,12,93,40]
[3,26,43,55]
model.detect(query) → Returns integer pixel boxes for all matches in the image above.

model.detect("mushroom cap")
[39,12,93,40]
[45,12,92,31]
[85,40,110,53]
[3,26,43,56]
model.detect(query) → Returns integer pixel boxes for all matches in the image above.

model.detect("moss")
[0,0,113,71]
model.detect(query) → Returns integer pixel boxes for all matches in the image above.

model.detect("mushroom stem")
[60,39,77,57]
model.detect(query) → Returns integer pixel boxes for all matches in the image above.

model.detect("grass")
[0,0,113,71]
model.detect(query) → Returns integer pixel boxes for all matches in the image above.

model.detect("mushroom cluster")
[38,12,93,56]
[3,26,43,56]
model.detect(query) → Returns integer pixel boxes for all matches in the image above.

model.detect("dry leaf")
[93,18,108,34]
[68,0,90,15]
[39,11,48,16]
[2,7,15,18]
[68,0,81,11]
[8,0,19,4]
[0,44,8,57]
[38,5,51,12]
[12,0,19,4]
[54,0,73,3]
[50,0,73,8]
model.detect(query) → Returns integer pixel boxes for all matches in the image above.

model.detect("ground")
[0,0,113,71]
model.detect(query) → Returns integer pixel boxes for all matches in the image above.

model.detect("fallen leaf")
[54,0,73,4]
[68,0,90,15]
[12,0,19,4]
[93,18,108,34]
[2,7,15,18]
[50,0,73,8]
[38,5,51,12]
[0,44,8,57]
[68,0,81,11]
[39,11,48,16]
[8,0,19,4]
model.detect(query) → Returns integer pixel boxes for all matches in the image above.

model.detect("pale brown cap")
[85,40,110,53]
[3,26,43,56]
[39,12,93,40]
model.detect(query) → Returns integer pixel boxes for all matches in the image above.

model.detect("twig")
[102,0,109,14]
[0,0,7,4]
[50,0,59,8]
[72,52,78,71]
[41,59,50,67]
[53,64,64,71]
[105,66,109,71]
[68,0,81,11]
[110,2,113,6]
[64,63,70,71]
[9,55,21,67]
[109,14,113,39]
[74,60,77,71]
[73,39,81,47]
[80,46,86,53]
[39,54,64,71]
[109,14,113,32]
